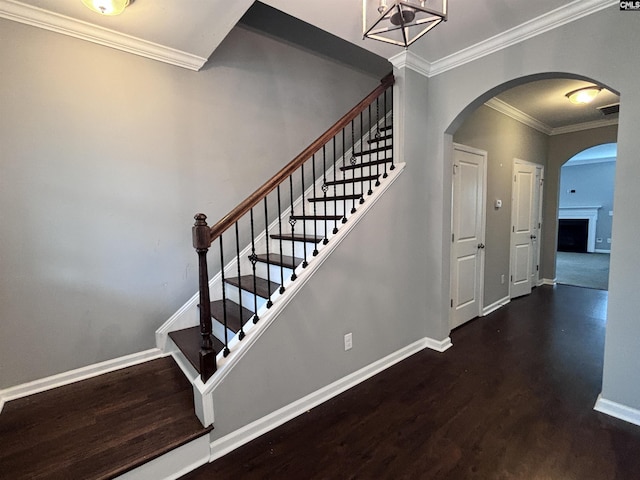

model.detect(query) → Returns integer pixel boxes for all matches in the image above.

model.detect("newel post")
[193,213,216,382]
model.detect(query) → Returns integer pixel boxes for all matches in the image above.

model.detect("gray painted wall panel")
[0,20,383,387]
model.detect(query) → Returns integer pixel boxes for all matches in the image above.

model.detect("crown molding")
[485,97,552,134]
[428,0,618,77]
[388,50,431,77]
[0,0,207,71]
[550,117,619,135]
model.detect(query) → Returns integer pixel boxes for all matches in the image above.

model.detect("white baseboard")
[0,348,167,414]
[594,394,640,427]
[114,433,211,480]
[424,336,453,352]
[541,278,556,286]
[209,336,443,462]
[482,296,510,316]
[595,249,611,254]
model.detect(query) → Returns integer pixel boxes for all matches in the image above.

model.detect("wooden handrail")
[208,73,395,242]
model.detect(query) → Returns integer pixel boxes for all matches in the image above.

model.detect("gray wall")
[453,105,548,306]
[543,125,618,279]
[420,5,640,411]
[559,161,616,249]
[0,20,384,388]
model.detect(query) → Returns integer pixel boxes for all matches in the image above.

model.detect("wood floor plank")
[182,285,640,479]
[0,356,212,479]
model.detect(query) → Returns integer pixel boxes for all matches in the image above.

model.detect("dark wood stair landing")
[0,357,212,480]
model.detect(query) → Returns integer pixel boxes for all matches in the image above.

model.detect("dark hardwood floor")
[0,356,211,479]
[182,285,640,479]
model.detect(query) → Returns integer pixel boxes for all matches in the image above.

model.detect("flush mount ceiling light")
[81,0,131,16]
[566,86,602,105]
[363,0,447,48]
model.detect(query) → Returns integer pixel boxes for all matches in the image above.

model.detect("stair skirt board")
[0,348,167,414]
[156,111,393,354]
[114,433,211,480]
[191,161,406,427]
[208,336,452,463]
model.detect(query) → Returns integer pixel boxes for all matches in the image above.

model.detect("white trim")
[482,295,510,316]
[594,394,640,427]
[114,434,211,480]
[565,156,616,167]
[0,0,207,71]
[541,277,557,286]
[595,248,611,254]
[428,0,618,77]
[484,98,552,135]
[388,50,430,77]
[0,348,166,414]
[209,336,446,462]
[425,336,453,352]
[550,118,619,136]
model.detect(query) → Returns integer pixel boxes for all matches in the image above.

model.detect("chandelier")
[363,0,448,48]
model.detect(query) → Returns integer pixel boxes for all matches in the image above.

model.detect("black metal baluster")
[219,235,230,356]
[234,221,245,341]
[263,197,273,308]
[375,96,381,187]
[277,185,285,293]
[390,86,395,171]
[249,208,259,324]
[301,163,309,268]
[383,88,389,179]
[359,110,365,205]
[342,127,347,223]
[350,118,357,214]
[332,136,338,234]
[288,174,297,281]
[367,103,373,196]
[322,144,329,245]
[312,154,319,256]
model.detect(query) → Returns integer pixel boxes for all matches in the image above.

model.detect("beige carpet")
[556,251,610,290]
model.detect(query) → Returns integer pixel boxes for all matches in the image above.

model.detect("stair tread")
[353,145,392,156]
[255,253,303,269]
[211,299,254,333]
[324,174,380,186]
[0,357,212,480]
[291,214,343,220]
[340,158,393,171]
[307,194,362,202]
[270,233,324,243]
[169,326,225,373]
[225,275,279,298]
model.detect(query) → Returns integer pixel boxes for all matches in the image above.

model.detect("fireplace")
[558,219,588,252]
[557,207,600,253]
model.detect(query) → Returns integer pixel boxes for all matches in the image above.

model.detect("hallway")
[186,285,640,479]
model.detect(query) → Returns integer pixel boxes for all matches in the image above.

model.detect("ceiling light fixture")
[566,86,602,105]
[363,0,447,48]
[81,0,131,16]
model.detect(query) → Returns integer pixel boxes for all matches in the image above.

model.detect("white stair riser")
[254,262,296,285]
[268,238,317,259]
[212,318,236,344]
[223,283,267,313]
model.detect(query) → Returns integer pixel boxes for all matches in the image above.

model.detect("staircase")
[156,74,401,427]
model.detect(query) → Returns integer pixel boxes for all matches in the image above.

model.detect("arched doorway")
[446,74,619,328]
[556,143,617,290]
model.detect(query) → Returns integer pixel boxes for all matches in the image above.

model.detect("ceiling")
[0,0,619,132]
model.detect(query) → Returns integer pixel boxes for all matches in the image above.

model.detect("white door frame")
[450,143,487,328]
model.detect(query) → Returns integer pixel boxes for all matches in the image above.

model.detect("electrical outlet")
[501,274,505,284]
[607,238,611,244]
[344,333,353,351]
[597,238,603,243]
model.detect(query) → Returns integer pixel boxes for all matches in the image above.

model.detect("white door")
[510,160,543,299]
[451,144,486,329]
